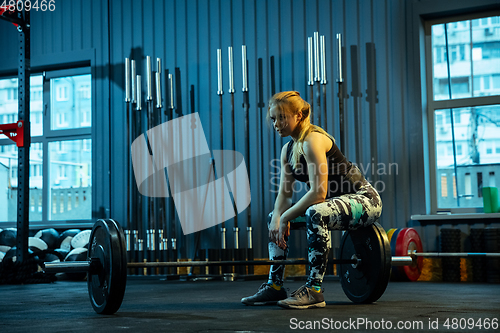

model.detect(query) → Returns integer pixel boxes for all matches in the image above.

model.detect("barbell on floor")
[41,219,499,315]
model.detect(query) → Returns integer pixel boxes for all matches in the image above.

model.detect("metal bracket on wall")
[0,5,25,27]
[0,121,25,147]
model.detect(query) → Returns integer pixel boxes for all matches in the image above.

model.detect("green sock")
[311,285,321,293]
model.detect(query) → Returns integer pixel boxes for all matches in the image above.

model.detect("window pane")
[0,143,43,222]
[472,16,500,97]
[49,139,92,221]
[0,76,44,137]
[484,75,491,90]
[432,24,449,101]
[435,105,500,209]
[432,21,472,100]
[30,76,44,136]
[493,74,500,89]
[473,76,481,93]
[432,16,500,100]
[50,74,92,130]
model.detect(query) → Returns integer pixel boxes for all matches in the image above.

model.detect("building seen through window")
[429,15,500,211]
[0,71,92,223]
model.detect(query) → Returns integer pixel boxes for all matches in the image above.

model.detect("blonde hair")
[267,91,334,168]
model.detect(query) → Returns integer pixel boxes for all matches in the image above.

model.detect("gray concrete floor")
[0,277,499,333]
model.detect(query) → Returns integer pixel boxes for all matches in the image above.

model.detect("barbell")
[42,219,499,314]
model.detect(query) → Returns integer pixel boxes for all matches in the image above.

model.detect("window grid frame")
[425,10,500,213]
[0,67,92,225]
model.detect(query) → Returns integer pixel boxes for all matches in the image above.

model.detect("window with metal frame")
[0,67,92,225]
[425,12,500,213]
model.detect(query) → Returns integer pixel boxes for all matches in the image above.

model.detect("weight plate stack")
[386,229,397,243]
[339,222,391,303]
[389,228,404,280]
[469,229,485,282]
[57,229,81,251]
[87,219,127,314]
[0,228,17,249]
[440,229,461,282]
[484,228,500,284]
[28,237,48,254]
[72,230,92,249]
[34,228,60,250]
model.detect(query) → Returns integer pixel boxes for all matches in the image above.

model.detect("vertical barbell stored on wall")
[336,33,345,153]
[241,45,253,275]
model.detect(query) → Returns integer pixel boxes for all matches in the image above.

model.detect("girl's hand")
[269,213,291,250]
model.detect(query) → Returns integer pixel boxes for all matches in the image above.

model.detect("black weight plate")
[339,222,391,303]
[87,219,127,315]
[356,223,391,302]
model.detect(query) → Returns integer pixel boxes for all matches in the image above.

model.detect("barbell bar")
[45,259,310,273]
[409,251,500,258]
[45,257,415,273]
[46,251,499,274]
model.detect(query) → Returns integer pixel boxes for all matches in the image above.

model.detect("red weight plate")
[395,228,423,281]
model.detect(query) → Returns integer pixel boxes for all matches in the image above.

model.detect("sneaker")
[241,283,288,305]
[277,285,326,309]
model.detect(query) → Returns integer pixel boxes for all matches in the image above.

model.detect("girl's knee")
[305,204,324,222]
[305,205,331,234]
[305,206,315,220]
[305,202,333,223]
[305,206,319,228]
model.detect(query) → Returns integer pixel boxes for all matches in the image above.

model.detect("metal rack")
[0,6,31,263]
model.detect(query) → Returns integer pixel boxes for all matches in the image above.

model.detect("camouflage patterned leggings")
[267,179,382,288]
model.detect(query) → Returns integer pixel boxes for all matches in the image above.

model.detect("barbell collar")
[390,256,415,266]
[44,261,91,274]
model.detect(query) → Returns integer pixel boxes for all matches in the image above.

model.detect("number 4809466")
[0,0,56,12]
